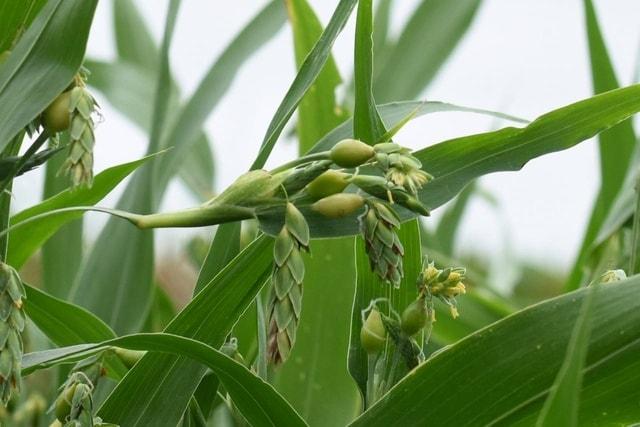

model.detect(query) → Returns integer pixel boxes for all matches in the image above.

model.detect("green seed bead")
[330,139,375,168]
[43,91,71,132]
[306,170,349,200]
[400,299,428,336]
[360,308,387,354]
[312,193,365,219]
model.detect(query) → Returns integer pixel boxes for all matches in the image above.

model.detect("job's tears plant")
[2,0,640,425]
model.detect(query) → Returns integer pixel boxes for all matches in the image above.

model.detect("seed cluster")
[0,263,26,404]
[62,85,99,189]
[359,200,404,287]
[266,203,310,364]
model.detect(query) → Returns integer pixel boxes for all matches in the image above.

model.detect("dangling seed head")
[420,259,467,318]
[0,262,25,405]
[373,142,433,195]
[359,200,404,287]
[400,298,428,336]
[330,139,375,168]
[60,83,99,189]
[55,371,96,424]
[267,203,309,364]
[360,308,387,354]
[306,170,350,200]
[54,383,77,422]
[43,91,71,132]
[312,193,365,219]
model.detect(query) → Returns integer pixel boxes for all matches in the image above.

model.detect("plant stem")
[269,151,330,174]
[629,173,640,275]
[0,133,24,262]
[0,130,49,194]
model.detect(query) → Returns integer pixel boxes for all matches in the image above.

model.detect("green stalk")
[0,130,49,194]
[0,132,24,261]
[629,174,640,274]
[268,151,330,174]
[366,353,377,408]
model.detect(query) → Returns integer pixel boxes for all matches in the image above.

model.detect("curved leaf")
[259,85,640,238]
[7,153,161,268]
[23,333,306,427]
[350,277,640,426]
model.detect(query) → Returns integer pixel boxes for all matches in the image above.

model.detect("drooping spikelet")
[0,262,26,404]
[373,143,432,195]
[61,84,99,188]
[359,200,404,287]
[266,202,310,364]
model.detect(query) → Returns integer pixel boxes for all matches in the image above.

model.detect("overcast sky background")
[12,0,640,277]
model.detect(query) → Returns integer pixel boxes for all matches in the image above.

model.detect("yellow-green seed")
[360,309,387,354]
[306,170,349,200]
[55,383,77,422]
[311,193,365,218]
[400,299,428,336]
[330,139,375,168]
[43,91,71,132]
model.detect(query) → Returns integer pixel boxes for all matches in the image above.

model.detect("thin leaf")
[0,0,97,150]
[565,0,637,290]
[23,333,307,427]
[250,0,358,169]
[353,0,386,144]
[536,286,596,426]
[7,153,162,269]
[350,277,640,426]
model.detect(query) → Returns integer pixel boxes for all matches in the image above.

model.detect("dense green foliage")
[0,1,638,426]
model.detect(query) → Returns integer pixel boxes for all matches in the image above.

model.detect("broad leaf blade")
[350,277,640,426]
[536,286,595,427]
[23,333,307,427]
[0,0,97,150]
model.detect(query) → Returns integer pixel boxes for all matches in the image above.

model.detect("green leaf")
[349,219,423,404]
[23,333,307,427]
[7,153,160,269]
[112,0,157,71]
[536,286,595,426]
[0,0,47,52]
[71,0,182,334]
[350,277,640,426]
[565,0,637,290]
[353,0,386,144]
[23,283,115,345]
[0,0,97,151]
[96,236,274,427]
[374,0,481,103]
[259,85,640,238]
[41,134,82,298]
[250,0,358,169]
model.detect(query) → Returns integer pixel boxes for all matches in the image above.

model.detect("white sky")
[12,0,640,275]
